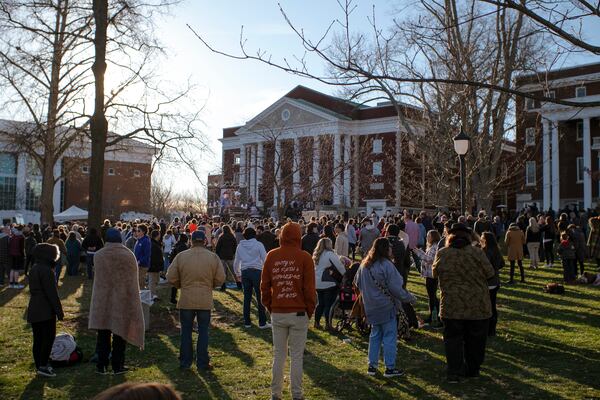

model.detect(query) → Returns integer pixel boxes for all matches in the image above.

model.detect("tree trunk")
[88,0,109,229]
[40,156,56,225]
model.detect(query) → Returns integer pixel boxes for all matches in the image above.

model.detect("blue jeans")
[163,253,171,272]
[179,309,211,369]
[242,268,267,326]
[86,254,94,279]
[368,317,398,369]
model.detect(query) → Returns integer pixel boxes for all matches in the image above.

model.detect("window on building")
[525,127,535,146]
[233,172,240,185]
[525,161,536,186]
[577,157,584,183]
[525,98,535,110]
[408,141,415,155]
[234,154,241,165]
[81,165,89,174]
[372,139,382,154]
[25,158,42,211]
[370,182,384,190]
[576,86,586,98]
[108,167,115,176]
[576,121,583,141]
[0,153,17,210]
[546,90,555,99]
[372,161,382,176]
[133,169,141,177]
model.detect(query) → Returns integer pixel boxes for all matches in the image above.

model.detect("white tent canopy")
[53,206,88,221]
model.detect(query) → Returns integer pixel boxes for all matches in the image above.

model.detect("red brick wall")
[63,158,151,218]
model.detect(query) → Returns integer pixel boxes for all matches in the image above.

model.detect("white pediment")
[235,97,346,136]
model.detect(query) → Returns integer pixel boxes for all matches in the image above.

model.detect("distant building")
[220,85,428,216]
[515,62,600,211]
[219,85,515,216]
[206,173,222,215]
[0,119,154,223]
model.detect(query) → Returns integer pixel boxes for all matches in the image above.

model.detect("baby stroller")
[328,262,370,336]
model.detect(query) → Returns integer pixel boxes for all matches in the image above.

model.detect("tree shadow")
[0,286,21,307]
[156,334,235,400]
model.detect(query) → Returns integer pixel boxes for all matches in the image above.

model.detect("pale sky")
[154,0,398,195]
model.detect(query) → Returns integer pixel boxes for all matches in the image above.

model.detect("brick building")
[0,119,153,223]
[219,85,436,216]
[515,62,600,211]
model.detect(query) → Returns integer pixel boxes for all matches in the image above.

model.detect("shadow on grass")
[158,334,235,400]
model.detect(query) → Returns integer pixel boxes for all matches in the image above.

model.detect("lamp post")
[453,127,471,216]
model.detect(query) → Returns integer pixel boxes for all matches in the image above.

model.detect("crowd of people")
[3,204,600,398]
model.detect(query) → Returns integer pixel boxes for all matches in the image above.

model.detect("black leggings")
[425,277,439,322]
[543,242,554,265]
[488,287,499,336]
[315,287,338,325]
[32,319,56,369]
[509,260,524,282]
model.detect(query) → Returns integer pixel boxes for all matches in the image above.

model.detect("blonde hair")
[313,238,333,264]
[528,217,539,233]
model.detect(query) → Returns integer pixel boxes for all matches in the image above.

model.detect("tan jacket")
[167,245,225,310]
[505,226,526,261]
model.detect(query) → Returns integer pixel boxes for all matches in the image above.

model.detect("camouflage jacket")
[432,244,495,320]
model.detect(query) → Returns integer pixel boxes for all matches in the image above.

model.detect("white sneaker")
[259,323,272,330]
[244,324,252,329]
[15,284,24,289]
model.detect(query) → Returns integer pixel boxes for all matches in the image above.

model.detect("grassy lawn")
[1,260,599,400]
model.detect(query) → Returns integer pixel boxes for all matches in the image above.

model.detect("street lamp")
[453,127,471,216]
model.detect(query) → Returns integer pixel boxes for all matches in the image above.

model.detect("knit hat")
[191,230,206,242]
[106,228,122,243]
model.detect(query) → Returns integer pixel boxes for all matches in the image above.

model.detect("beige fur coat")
[88,243,145,349]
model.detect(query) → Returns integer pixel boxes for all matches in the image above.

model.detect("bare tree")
[150,176,177,219]
[0,0,208,225]
[190,0,563,212]
[479,0,600,55]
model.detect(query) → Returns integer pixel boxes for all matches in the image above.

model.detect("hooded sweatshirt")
[233,238,267,276]
[260,222,317,317]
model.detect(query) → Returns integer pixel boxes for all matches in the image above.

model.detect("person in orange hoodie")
[261,222,316,400]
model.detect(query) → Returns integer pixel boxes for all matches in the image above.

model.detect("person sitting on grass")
[26,243,64,377]
[92,382,181,400]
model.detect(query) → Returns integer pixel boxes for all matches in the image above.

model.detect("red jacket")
[260,222,317,317]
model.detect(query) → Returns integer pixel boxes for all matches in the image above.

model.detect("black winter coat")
[169,242,189,263]
[149,239,164,272]
[27,262,63,323]
[257,231,277,252]
[215,233,237,260]
[301,232,320,255]
[388,235,411,288]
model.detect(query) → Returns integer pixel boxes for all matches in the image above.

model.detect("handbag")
[322,259,343,284]
[367,266,411,339]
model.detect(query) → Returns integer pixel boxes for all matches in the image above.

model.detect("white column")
[542,119,551,211]
[551,121,560,210]
[238,145,246,187]
[273,140,281,207]
[583,118,592,210]
[249,144,255,202]
[343,134,351,207]
[256,142,264,207]
[395,131,402,210]
[52,159,62,214]
[333,133,341,205]
[293,137,300,196]
[16,153,27,210]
